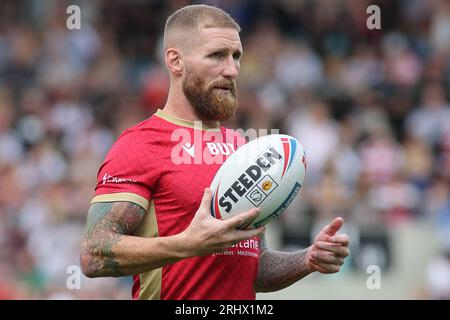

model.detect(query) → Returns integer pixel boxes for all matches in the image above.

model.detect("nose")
[222,56,239,79]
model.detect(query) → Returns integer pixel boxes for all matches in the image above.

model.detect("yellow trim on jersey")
[155,109,221,131]
[134,200,162,300]
[91,193,149,211]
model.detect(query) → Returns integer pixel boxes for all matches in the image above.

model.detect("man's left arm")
[254,217,350,293]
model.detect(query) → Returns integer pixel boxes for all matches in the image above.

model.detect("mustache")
[211,80,237,91]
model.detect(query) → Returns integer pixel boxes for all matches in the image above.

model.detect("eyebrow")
[209,47,243,58]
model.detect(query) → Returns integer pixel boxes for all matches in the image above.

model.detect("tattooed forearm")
[81,202,146,277]
[254,233,312,292]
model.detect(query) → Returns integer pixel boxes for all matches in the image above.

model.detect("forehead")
[195,27,242,53]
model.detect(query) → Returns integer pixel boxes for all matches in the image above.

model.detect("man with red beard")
[80,4,350,300]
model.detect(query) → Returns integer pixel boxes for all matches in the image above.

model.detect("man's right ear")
[165,48,183,75]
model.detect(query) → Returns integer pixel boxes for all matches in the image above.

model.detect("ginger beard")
[182,64,237,121]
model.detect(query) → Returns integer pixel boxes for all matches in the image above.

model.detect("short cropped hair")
[163,4,241,49]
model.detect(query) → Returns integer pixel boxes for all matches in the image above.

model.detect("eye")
[233,52,241,61]
[209,51,226,59]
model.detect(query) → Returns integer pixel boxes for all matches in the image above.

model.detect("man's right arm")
[80,201,190,277]
[80,189,265,278]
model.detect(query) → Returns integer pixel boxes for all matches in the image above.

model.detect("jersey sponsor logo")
[230,238,259,250]
[171,127,281,165]
[171,128,242,165]
[181,142,236,159]
[206,142,236,156]
[212,237,259,258]
[102,173,136,185]
[182,143,195,158]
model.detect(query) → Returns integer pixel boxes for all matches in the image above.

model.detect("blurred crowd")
[0,0,449,299]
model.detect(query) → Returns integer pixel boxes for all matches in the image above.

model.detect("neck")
[163,86,219,128]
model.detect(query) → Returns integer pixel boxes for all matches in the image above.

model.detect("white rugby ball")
[210,134,307,229]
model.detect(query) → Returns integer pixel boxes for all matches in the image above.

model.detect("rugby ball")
[210,134,306,229]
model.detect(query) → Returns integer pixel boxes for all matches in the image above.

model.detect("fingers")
[328,234,350,247]
[198,188,213,214]
[311,251,345,266]
[232,226,265,243]
[224,208,260,229]
[308,260,329,273]
[315,241,350,257]
[320,217,344,237]
[309,259,341,274]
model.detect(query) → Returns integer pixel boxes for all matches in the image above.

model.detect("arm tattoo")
[255,236,311,292]
[81,202,146,277]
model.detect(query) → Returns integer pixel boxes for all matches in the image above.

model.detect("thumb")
[198,188,213,214]
[319,217,344,238]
